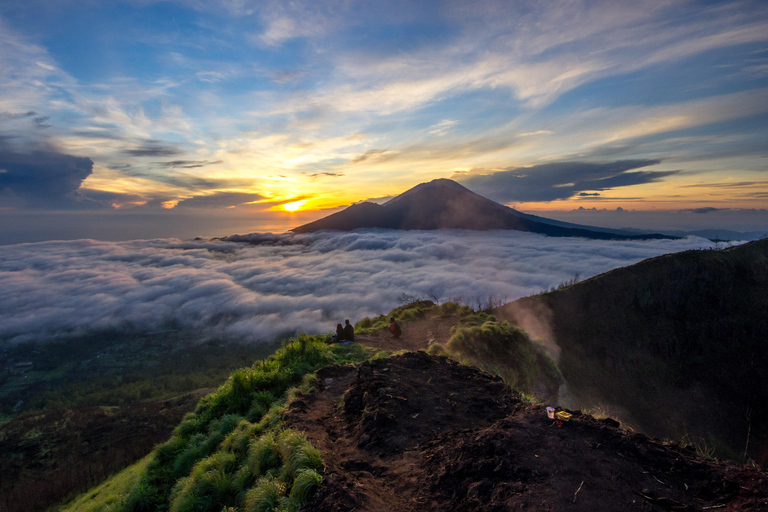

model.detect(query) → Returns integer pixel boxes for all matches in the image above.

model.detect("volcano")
[292,179,672,240]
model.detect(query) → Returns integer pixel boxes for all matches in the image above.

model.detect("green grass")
[359,301,561,398]
[355,300,436,333]
[61,301,558,510]
[62,335,377,512]
[442,312,562,397]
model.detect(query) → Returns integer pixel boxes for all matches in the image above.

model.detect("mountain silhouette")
[292,179,673,239]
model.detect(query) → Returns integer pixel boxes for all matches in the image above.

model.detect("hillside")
[497,238,768,462]
[289,352,767,511]
[58,301,768,511]
[292,179,672,240]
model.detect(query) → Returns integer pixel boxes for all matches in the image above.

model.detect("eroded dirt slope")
[285,352,768,512]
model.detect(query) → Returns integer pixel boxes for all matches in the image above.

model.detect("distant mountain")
[292,179,674,240]
[496,238,768,462]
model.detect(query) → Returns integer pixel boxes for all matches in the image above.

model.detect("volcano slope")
[285,351,768,512]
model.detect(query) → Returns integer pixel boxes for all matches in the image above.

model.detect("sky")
[0,230,717,344]
[1,0,767,242]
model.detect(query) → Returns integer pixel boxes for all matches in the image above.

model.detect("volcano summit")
[293,179,672,240]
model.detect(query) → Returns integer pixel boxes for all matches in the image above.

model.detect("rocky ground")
[285,351,768,511]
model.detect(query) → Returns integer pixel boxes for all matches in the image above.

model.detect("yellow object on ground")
[555,411,572,421]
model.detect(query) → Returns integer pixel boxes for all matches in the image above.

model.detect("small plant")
[286,469,322,511]
[243,475,286,512]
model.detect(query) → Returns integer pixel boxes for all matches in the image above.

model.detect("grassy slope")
[62,302,558,511]
[59,337,381,512]
[356,301,562,399]
[498,238,768,462]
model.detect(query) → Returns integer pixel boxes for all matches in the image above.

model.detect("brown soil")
[0,388,212,512]
[284,352,768,512]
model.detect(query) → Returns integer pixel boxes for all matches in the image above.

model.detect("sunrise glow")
[281,201,307,212]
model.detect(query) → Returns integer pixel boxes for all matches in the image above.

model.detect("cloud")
[122,140,183,157]
[308,172,343,178]
[0,145,96,208]
[0,230,715,344]
[78,189,150,208]
[345,149,388,165]
[175,192,265,209]
[157,159,224,169]
[455,160,675,202]
[685,207,730,214]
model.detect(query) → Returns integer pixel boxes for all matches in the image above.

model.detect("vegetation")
[355,300,435,333]
[427,304,561,398]
[60,337,379,512]
[358,300,561,399]
[1,330,281,420]
[55,298,563,511]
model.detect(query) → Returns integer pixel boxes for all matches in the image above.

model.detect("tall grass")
[443,311,561,397]
[71,335,375,512]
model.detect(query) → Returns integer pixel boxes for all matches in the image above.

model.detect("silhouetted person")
[343,319,355,341]
[329,323,344,343]
[388,316,402,338]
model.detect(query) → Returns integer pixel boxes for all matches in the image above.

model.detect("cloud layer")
[0,230,716,344]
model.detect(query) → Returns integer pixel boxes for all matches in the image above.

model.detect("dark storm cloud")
[175,192,265,209]
[0,146,95,208]
[122,140,183,157]
[0,230,714,344]
[455,160,675,202]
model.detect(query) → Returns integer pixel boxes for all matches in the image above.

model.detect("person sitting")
[343,319,355,341]
[388,316,402,338]
[329,323,345,343]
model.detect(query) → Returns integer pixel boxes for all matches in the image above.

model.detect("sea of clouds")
[0,229,717,344]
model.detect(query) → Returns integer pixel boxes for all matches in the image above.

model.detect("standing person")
[388,316,402,338]
[343,319,355,342]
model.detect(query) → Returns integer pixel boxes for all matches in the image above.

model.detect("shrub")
[243,476,286,512]
[277,430,323,480]
[248,432,281,477]
[286,469,322,512]
[445,319,561,396]
[124,479,160,512]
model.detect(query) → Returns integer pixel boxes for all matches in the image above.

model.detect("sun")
[281,200,306,212]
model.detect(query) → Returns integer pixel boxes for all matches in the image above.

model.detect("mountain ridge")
[496,237,768,462]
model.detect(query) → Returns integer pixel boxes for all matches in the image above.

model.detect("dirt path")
[354,309,459,353]
[285,352,768,512]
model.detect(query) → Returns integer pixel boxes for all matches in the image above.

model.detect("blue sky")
[1,0,767,242]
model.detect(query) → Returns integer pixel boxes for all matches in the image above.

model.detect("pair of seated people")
[331,319,355,343]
